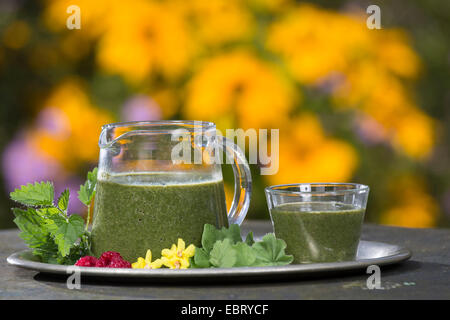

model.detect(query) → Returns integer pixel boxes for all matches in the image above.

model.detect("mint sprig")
[10,168,98,265]
[191,224,293,268]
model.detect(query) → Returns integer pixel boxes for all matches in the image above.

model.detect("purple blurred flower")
[121,95,162,122]
[353,114,389,145]
[36,107,70,136]
[2,132,84,214]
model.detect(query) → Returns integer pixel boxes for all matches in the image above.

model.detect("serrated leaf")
[10,181,54,207]
[57,189,70,212]
[13,208,49,248]
[252,233,293,266]
[78,167,98,206]
[47,215,85,257]
[209,239,237,268]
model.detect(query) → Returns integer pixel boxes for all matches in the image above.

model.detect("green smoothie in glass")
[266,183,369,264]
[271,202,364,263]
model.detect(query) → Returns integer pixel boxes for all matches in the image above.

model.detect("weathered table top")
[1,221,449,300]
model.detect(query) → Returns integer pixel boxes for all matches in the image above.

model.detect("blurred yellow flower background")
[0,0,447,228]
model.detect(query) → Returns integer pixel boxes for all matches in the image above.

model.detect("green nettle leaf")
[57,189,70,212]
[10,169,97,265]
[209,239,237,268]
[77,167,98,206]
[252,233,293,266]
[13,208,50,248]
[46,215,85,257]
[10,181,54,207]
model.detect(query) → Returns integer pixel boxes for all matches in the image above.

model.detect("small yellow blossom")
[132,249,164,269]
[161,238,195,269]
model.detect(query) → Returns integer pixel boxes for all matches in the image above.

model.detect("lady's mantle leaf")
[252,233,293,266]
[201,223,242,253]
[10,181,54,207]
[209,239,237,268]
[191,247,211,268]
[233,242,256,267]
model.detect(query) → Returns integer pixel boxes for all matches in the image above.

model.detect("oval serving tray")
[7,240,411,282]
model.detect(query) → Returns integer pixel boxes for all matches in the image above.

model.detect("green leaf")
[78,167,98,206]
[209,239,237,268]
[12,208,60,263]
[200,224,219,253]
[219,224,242,244]
[10,182,54,207]
[252,233,293,266]
[57,189,70,212]
[191,247,211,268]
[46,215,85,257]
[245,231,255,246]
[233,242,256,267]
[201,223,243,253]
[13,208,49,248]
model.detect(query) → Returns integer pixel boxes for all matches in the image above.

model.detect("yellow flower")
[185,51,296,130]
[266,114,358,185]
[380,175,438,228]
[161,238,195,269]
[172,0,255,48]
[96,0,193,83]
[132,250,164,269]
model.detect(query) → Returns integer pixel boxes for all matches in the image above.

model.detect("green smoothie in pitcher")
[91,172,228,262]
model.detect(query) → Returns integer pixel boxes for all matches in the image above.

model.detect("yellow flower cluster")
[132,239,195,270]
[34,1,439,227]
[267,113,359,185]
[186,51,296,130]
[380,175,438,228]
[266,4,434,159]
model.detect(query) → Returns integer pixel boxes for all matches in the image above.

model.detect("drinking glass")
[265,183,369,263]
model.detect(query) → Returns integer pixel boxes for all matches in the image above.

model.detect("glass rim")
[102,120,216,132]
[265,183,370,196]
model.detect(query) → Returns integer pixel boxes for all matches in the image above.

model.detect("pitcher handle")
[215,135,252,225]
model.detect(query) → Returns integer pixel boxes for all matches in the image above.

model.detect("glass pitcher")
[91,120,251,262]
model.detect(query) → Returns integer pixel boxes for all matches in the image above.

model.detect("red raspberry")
[95,259,108,267]
[99,251,122,264]
[75,256,98,267]
[108,259,131,268]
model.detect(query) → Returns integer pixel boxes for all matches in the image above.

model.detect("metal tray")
[7,240,411,282]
